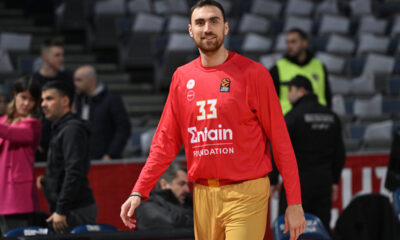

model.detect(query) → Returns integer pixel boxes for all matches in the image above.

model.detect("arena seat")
[285,0,314,17]
[241,33,272,60]
[358,15,388,35]
[238,13,270,34]
[318,14,350,35]
[325,35,355,56]
[250,0,282,18]
[71,223,118,234]
[4,226,52,237]
[284,16,312,34]
[316,52,346,74]
[357,34,390,55]
[389,77,400,95]
[273,213,331,240]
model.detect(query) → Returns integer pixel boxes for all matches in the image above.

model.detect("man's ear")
[224,21,229,36]
[188,24,193,38]
[160,179,168,190]
[41,52,48,61]
[62,96,70,108]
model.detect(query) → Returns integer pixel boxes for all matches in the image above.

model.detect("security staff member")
[270,28,332,115]
[278,75,345,232]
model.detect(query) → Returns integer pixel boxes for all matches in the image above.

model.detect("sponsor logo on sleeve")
[187,79,195,89]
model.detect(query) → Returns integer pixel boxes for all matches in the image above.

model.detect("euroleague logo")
[220,78,231,92]
[187,79,195,101]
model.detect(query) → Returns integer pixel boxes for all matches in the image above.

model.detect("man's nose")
[204,22,212,33]
[183,184,190,193]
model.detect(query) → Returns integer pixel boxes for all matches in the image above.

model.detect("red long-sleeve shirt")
[132,52,302,205]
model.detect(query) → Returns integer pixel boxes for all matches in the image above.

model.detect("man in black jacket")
[276,75,345,232]
[73,65,131,160]
[37,81,97,233]
[135,163,193,230]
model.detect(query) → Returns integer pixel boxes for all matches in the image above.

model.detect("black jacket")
[269,50,332,109]
[385,130,400,191]
[33,71,74,162]
[333,194,399,240]
[135,189,193,231]
[44,112,95,215]
[282,94,345,193]
[74,85,131,160]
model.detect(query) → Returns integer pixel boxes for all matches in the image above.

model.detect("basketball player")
[121,1,306,239]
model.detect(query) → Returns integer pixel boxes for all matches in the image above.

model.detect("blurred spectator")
[333,194,399,240]
[136,162,193,230]
[33,38,73,89]
[274,76,345,232]
[270,28,332,115]
[73,65,131,160]
[37,81,96,234]
[385,130,400,191]
[0,86,9,116]
[0,76,42,235]
[33,38,73,162]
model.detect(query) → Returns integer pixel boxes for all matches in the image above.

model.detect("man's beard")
[288,47,305,59]
[194,33,224,53]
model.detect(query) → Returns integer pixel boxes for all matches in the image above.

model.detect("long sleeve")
[0,118,41,145]
[56,125,90,215]
[107,94,131,158]
[332,116,346,184]
[132,74,183,200]
[249,65,302,205]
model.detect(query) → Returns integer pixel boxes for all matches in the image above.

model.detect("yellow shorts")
[193,176,270,240]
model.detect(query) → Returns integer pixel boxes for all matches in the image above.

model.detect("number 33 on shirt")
[196,99,217,121]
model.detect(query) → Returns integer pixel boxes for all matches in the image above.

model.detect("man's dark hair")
[41,38,63,53]
[288,28,308,41]
[190,0,226,22]
[157,162,187,189]
[42,81,74,107]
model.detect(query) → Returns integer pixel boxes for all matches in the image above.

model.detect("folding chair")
[71,223,117,234]
[4,226,52,237]
[274,213,331,240]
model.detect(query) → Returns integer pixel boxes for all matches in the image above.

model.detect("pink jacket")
[0,115,41,215]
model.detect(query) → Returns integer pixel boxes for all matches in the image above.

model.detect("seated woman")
[0,76,42,235]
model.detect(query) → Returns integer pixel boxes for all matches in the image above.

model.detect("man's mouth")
[202,35,216,40]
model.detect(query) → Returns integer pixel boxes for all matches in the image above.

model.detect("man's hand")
[332,184,339,202]
[284,204,306,240]
[36,175,44,190]
[102,155,111,161]
[46,212,68,233]
[120,194,141,229]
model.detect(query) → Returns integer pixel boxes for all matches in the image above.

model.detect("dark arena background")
[0,0,400,239]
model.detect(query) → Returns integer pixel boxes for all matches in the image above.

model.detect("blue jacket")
[74,86,131,160]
